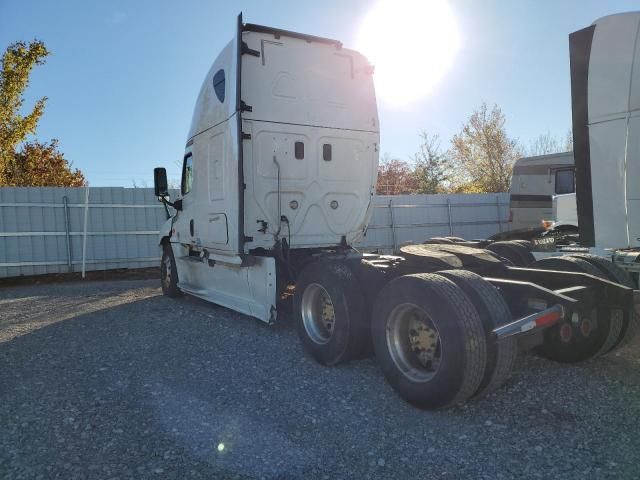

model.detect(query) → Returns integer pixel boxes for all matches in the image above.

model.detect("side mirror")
[154,167,168,197]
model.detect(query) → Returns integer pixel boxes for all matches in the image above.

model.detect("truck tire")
[485,242,526,266]
[512,240,533,249]
[486,241,535,266]
[512,240,536,261]
[569,254,634,286]
[567,254,637,350]
[371,273,487,409]
[530,256,620,361]
[424,237,454,244]
[160,243,183,298]
[398,244,463,270]
[294,261,368,366]
[509,241,535,265]
[438,270,518,398]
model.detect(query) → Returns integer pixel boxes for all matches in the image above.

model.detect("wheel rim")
[161,253,172,289]
[386,303,442,382]
[301,283,336,345]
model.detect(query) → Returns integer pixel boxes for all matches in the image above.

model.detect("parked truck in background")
[508,152,574,233]
[152,13,639,410]
[550,192,578,233]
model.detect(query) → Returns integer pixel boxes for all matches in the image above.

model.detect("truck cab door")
[174,143,234,252]
[174,151,197,247]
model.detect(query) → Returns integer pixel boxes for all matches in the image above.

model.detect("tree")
[131,178,149,188]
[4,140,85,186]
[447,180,486,194]
[0,39,86,186]
[450,103,521,192]
[564,129,573,152]
[0,40,48,182]
[527,130,573,156]
[528,131,562,156]
[376,154,419,195]
[412,132,452,194]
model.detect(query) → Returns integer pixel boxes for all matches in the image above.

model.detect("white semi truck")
[530,12,640,286]
[152,14,638,410]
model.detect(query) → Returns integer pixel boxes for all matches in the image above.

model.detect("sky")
[1,0,639,186]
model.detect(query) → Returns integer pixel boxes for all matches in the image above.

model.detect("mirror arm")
[160,197,172,219]
[159,195,175,208]
[158,195,177,219]
[158,195,181,213]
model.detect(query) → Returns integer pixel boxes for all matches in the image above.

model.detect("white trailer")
[153,14,638,410]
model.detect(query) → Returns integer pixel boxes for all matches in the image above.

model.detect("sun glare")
[357,0,460,106]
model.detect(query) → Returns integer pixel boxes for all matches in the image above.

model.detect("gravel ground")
[1,279,639,480]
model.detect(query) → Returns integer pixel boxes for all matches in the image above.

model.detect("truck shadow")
[2,289,639,479]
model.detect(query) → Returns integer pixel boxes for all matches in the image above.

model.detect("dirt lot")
[1,278,640,479]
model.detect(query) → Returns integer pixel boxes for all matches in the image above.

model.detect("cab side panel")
[174,39,240,256]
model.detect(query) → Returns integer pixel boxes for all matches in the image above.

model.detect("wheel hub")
[321,296,335,334]
[408,315,439,369]
[386,303,442,383]
[301,283,336,345]
[162,254,172,288]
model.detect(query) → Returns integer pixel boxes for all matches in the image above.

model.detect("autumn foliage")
[375,103,561,195]
[4,139,85,186]
[0,40,86,186]
[450,103,521,193]
[376,157,419,195]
